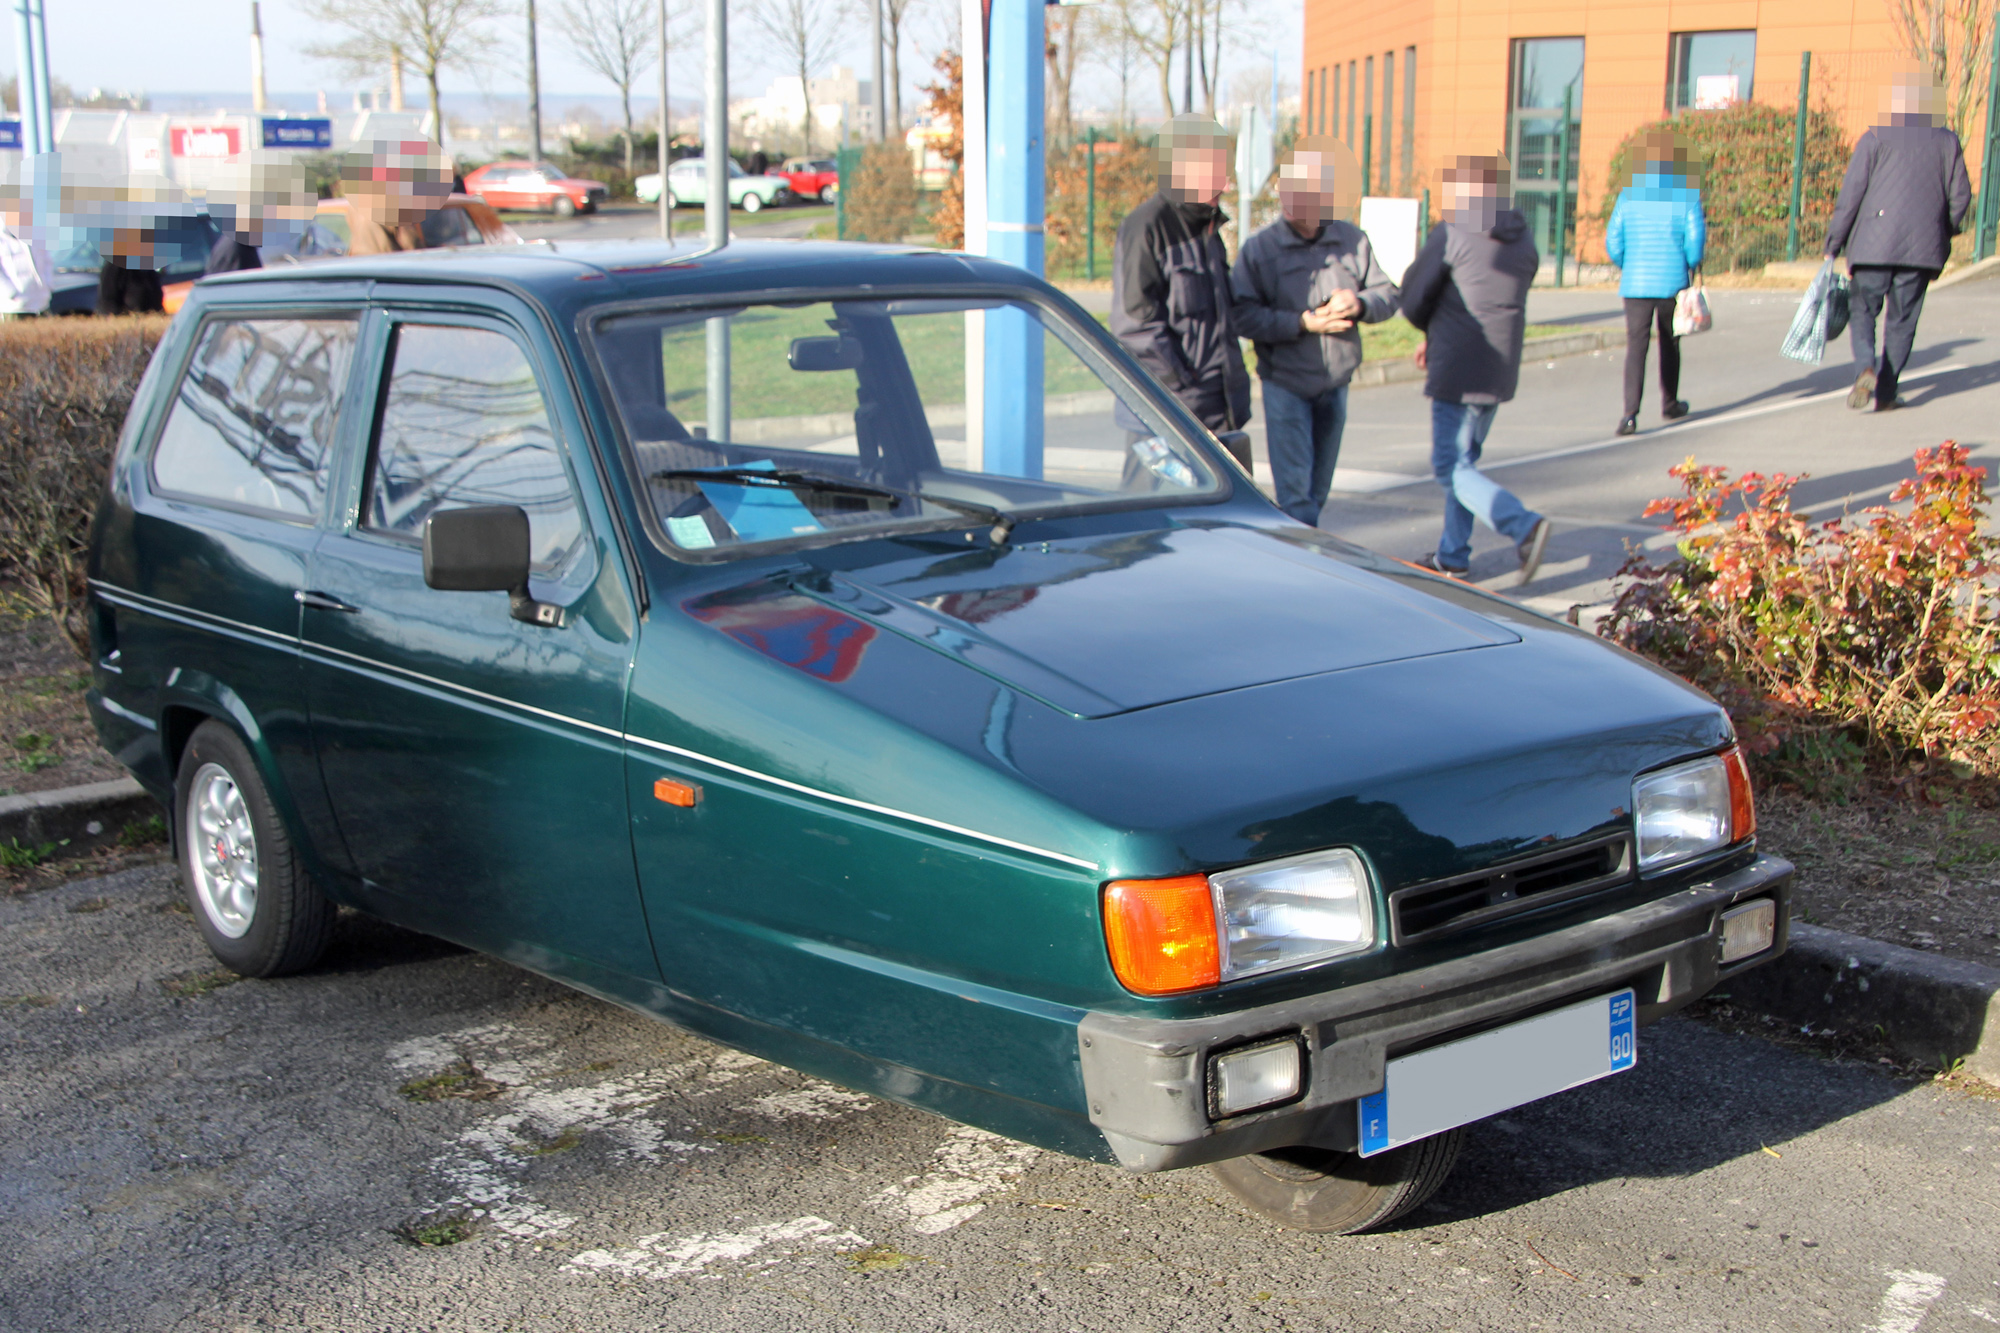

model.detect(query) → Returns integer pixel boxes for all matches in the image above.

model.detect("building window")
[1380,50,1394,192]
[1330,66,1340,137]
[1670,30,1756,111]
[1347,60,1357,144]
[1508,37,1583,259]
[1402,46,1417,186]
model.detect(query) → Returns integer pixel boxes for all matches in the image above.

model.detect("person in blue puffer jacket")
[1605,130,1706,435]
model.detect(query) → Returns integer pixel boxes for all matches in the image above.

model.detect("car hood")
[696,522,1521,719]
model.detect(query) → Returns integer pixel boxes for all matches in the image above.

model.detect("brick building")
[1300,0,1970,262]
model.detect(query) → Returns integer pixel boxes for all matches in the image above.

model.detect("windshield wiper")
[652,466,1020,544]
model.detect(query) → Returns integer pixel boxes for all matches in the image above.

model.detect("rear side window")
[150,317,358,519]
[364,323,583,570]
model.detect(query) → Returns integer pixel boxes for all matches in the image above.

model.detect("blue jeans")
[1261,380,1349,525]
[1429,400,1542,570]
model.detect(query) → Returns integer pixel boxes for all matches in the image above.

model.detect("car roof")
[184,239,1053,320]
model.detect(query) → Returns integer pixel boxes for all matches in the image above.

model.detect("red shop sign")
[171,125,243,158]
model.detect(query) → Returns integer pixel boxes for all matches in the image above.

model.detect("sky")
[3,0,1300,117]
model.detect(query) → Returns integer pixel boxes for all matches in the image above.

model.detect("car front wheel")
[175,720,335,978]
[553,194,577,218]
[665,191,679,209]
[741,192,763,213]
[819,184,837,204]
[1207,1129,1465,1234]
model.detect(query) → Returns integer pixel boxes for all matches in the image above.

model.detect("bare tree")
[303,0,504,147]
[748,0,854,156]
[1888,0,1994,142]
[1047,5,1079,145]
[884,0,924,134]
[556,0,690,173]
[1103,0,1184,123]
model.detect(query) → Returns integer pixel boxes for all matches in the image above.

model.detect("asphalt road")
[1300,272,2000,618]
[5,861,1999,1332]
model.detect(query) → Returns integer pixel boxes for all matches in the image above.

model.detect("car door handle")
[295,589,360,613]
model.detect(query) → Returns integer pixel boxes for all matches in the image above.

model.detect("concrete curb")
[0,777,161,857]
[1722,921,2000,1084]
[1350,326,1627,389]
[1934,254,2000,290]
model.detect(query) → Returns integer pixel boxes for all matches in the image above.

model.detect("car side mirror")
[422,505,565,628]
[1215,431,1252,466]
[788,336,864,372]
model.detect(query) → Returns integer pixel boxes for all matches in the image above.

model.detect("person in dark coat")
[96,240,164,314]
[1111,113,1252,469]
[1824,71,1972,412]
[1399,154,1550,585]
[206,227,262,274]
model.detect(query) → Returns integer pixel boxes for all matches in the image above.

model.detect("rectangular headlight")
[1209,848,1375,982]
[1209,1038,1304,1117]
[1633,755,1731,872]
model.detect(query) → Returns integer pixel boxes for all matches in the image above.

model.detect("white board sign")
[1359,195,1422,287]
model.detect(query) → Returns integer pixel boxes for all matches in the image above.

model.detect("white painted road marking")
[1873,1269,1949,1333]
[872,1124,1039,1234]
[567,1216,871,1280]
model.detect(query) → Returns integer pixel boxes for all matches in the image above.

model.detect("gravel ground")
[1759,790,2000,969]
[4,861,1998,1332]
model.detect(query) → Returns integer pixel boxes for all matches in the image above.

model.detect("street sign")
[262,118,333,150]
[171,125,244,158]
[0,122,19,150]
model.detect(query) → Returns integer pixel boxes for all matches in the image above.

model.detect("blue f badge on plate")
[1359,988,1640,1157]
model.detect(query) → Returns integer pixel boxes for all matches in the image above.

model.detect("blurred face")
[1442,176,1499,225]
[1884,75,1942,124]
[1168,147,1230,205]
[1278,152,1338,229]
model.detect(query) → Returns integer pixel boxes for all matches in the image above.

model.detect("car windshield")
[727,161,746,177]
[591,295,1223,556]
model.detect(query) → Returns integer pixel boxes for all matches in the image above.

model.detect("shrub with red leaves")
[1600,443,2000,786]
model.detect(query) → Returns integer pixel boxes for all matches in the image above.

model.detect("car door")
[106,306,364,881]
[478,168,520,210]
[299,302,655,985]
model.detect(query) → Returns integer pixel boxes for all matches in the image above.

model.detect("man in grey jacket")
[1399,155,1550,584]
[1231,139,1398,525]
[1825,71,1972,412]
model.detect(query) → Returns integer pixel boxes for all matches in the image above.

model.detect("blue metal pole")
[29,0,50,154]
[981,0,1044,479]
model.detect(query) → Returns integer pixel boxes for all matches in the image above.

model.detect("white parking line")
[567,1215,871,1280]
[1873,1269,1949,1333]
[872,1124,1039,1234]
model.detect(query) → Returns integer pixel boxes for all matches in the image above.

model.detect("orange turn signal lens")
[1103,875,1221,995]
[1721,746,1756,842]
[653,776,703,807]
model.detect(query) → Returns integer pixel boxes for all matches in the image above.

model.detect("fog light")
[1209,1038,1304,1118]
[1719,898,1776,963]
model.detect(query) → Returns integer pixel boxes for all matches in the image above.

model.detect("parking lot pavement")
[1302,274,2000,613]
[6,863,2000,1332]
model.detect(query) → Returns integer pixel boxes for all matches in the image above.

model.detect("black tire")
[818,184,837,204]
[1207,1129,1464,1234]
[174,720,334,978]
[552,194,577,218]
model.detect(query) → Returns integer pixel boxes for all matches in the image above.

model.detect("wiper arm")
[652,466,1020,544]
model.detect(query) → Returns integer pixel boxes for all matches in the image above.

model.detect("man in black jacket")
[1825,71,1972,412]
[1111,114,1252,468]
[1399,155,1550,585]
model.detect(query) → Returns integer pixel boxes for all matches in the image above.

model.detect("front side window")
[365,323,583,570]
[591,296,1222,557]
[150,316,358,519]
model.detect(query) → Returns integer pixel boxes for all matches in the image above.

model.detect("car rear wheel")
[818,184,837,204]
[741,191,764,213]
[175,720,335,979]
[553,194,578,218]
[1207,1130,1464,1234]
[666,191,679,209]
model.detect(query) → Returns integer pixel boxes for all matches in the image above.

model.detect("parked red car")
[775,157,840,203]
[462,161,610,216]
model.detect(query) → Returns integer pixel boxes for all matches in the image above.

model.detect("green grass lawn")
[644,303,1583,428]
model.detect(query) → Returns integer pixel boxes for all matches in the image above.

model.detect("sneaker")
[1415,553,1469,579]
[1662,399,1689,421]
[1615,416,1638,436]
[1517,519,1552,586]
[1847,370,1876,409]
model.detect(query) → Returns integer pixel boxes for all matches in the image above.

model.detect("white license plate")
[1358,989,1637,1156]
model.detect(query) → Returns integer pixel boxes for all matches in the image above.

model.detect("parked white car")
[635,158,791,212]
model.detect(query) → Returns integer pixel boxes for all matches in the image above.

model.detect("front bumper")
[1077,853,1792,1171]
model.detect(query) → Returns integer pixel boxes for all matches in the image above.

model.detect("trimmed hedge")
[0,315,170,654]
